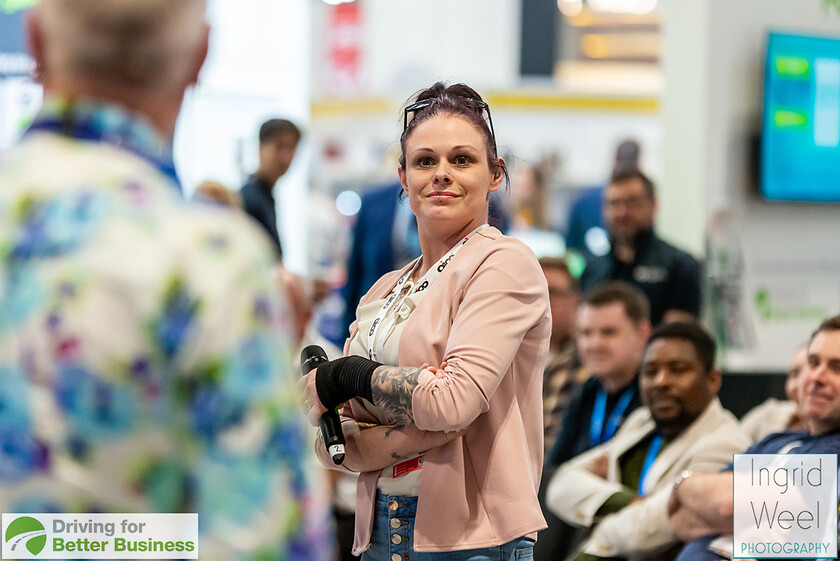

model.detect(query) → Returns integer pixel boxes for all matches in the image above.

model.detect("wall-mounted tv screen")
[761,31,840,202]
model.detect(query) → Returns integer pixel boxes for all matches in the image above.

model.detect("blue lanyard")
[589,385,635,447]
[638,431,664,496]
[25,103,181,191]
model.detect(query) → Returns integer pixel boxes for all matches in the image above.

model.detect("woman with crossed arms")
[302,82,550,560]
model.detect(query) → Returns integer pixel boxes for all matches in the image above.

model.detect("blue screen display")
[761,32,840,202]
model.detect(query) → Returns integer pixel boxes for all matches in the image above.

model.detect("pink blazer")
[339,227,551,554]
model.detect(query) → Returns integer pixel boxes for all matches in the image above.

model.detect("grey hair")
[34,0,206,89]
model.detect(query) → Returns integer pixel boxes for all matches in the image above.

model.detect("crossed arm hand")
[303,362,465,472]
[300,361,439,427]
[667,472,734,541]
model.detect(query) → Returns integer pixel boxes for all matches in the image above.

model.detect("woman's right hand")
[299,368,328,427]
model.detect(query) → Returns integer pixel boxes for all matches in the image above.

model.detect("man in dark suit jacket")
[342,183,414,336]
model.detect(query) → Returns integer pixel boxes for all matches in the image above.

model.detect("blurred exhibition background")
[1,0,839,374]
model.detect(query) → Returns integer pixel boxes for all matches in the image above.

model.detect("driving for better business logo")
[4,516,46,556]
[2,513,198,559]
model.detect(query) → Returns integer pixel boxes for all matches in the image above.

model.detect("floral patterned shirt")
[0,98,332,561]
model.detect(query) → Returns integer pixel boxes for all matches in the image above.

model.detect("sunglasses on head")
[403,98,498,158]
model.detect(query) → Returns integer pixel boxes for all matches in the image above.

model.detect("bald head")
[29,0,208,135]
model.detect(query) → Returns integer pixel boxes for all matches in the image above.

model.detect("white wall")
[663,0,840,370]
[364,0,521,95]
[311,0,521,99]
[175,0,311,273]
[660,0,710,256]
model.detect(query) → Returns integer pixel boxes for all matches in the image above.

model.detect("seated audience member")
[546,281,650,467]
[533,257,585,561]
[580,170,702,326]
[537,282,650,561]
[739,343,808,442]
[546,322,749,561]
[540,256,586,454]
[669,316,840,561]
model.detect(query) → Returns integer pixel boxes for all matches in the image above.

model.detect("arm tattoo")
[371,365,422,425]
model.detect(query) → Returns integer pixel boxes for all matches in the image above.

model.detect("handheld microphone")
[300,345,346,465]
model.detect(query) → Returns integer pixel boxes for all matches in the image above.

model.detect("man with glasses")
[579,169,702,326]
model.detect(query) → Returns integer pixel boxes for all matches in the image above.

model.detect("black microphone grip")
[300,345,346,465]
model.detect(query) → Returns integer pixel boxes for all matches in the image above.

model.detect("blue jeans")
[361,493,535,561]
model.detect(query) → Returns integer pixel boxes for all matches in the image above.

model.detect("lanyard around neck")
[26,101,180,190]
[638,431,664,496]
[366,224,488,362]
[590,384,636,447]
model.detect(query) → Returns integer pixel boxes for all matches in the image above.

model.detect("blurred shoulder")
[162,198,280,290]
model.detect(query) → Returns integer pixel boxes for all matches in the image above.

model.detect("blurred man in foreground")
[0,2,329,559]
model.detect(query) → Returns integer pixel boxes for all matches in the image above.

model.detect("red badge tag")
[392,455,424,478]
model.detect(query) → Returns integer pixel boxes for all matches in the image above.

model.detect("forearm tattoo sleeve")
[370,365,422,425]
